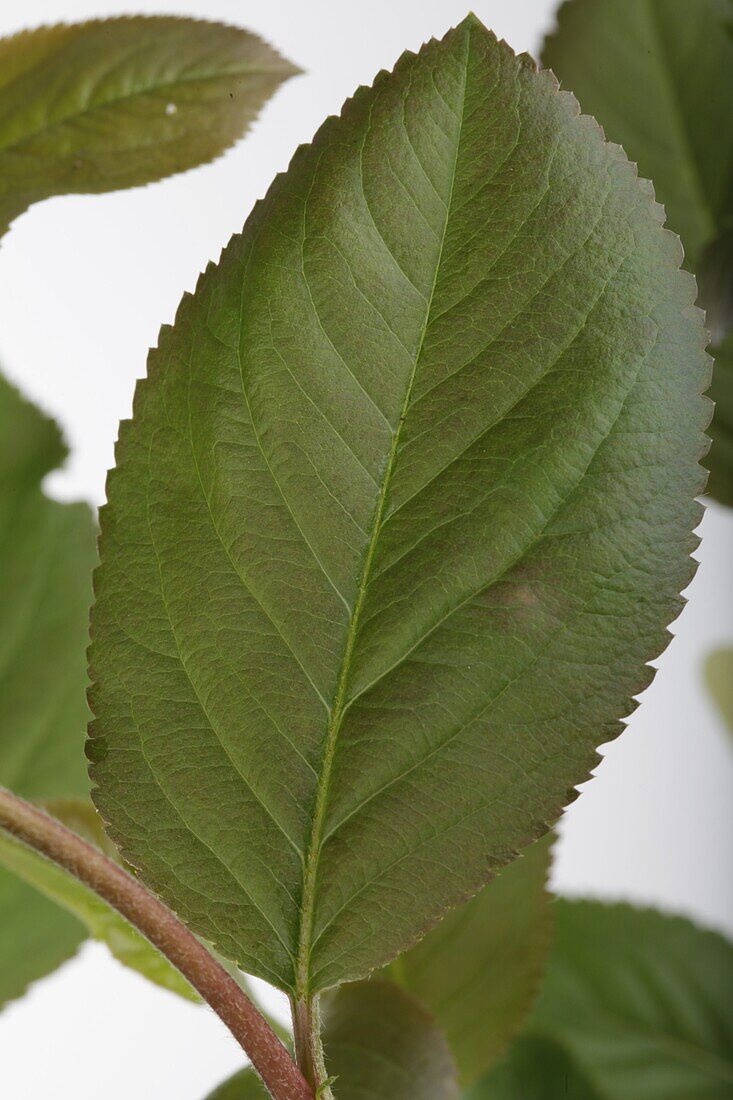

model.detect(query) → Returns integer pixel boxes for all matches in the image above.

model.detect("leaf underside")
[0,15,298,236]
[89,16,709,997]
[473,900,733,1099]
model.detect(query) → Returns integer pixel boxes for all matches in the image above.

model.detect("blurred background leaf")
[387,837,553,1085]
[543,0,733,504]
[470,900,733,1099]
[705,647,733,734]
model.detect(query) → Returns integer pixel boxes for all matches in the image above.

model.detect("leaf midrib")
[0,56,290,157]
[293,27,472,1000]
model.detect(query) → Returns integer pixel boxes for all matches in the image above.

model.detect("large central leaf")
[89,16,708,997]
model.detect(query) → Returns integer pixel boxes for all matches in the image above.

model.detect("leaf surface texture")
[90,16,708,995]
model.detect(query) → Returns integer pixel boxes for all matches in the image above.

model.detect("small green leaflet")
[388,838,553,1084]
[470,901,733,1099]
[0,15,299,237]
[542,0,733,502]
[89,15,708,997]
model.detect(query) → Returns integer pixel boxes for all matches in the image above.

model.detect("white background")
[0,1,731,1097]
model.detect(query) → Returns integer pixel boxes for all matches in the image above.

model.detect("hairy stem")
[0,787,313,1100]
[292,996,333,1099]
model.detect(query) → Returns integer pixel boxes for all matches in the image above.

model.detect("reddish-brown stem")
[0,787,313,1100]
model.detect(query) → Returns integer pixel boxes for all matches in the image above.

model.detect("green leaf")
[321,979,459,1100]
[206,1069,269,1099]
[388,838,553,1084]
[205,981,459,1099]
[542,0,732,503]
[542,0,733,270]
[0,375,95,801]
[697,229,733,348]
[0,863,84,1009]
[0,15,299,236]
[705,646,733,732]
[89,15,708,997]
[707,334,733,505]
[0,798,197,1001]
[473,900,733,1099]
[0,373,95,1005]
[464,1035,600,1099]
[0,377,187,1003]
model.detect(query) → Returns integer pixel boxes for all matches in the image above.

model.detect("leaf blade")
[0,16,298,236]
[0,374,95,1003]
[89,16,709,995]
